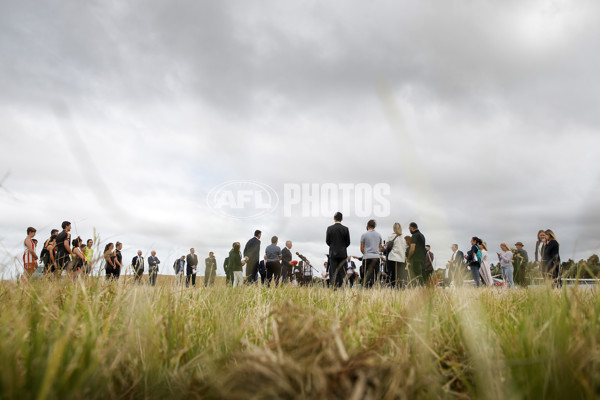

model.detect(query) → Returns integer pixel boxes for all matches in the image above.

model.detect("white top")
[387,234,407,263]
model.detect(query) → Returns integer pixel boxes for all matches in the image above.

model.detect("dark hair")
[116,241,122,248]
[61,221,71,229]
[32,239,38,244]
[72,237,82,247]
[233,242,240,251]
[271,236,278,244]
[254,230,261,237]
[27,227,36,234]
[104,243,113,253]
[367,219,376,229]
[51,229,59,235]
[334,212,343,222]
[87,239,93,245]
[425,244,430,248]
[409,222,418,230]
[472,236,480,243]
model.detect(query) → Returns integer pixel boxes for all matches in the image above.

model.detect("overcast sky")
[1,0,599,278]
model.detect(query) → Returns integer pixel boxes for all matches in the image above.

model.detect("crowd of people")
[20,215,563,289]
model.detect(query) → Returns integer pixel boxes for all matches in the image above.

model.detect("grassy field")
[0,279,599,399]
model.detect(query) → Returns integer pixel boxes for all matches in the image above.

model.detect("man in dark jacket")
[132,250,144,283]
[243,230,261,284]
[148,251,160,286]
[281,241,293,283]
[186,248,198,288]
[326,212,351,288]
[408,222,426,286]
[447,244,464,287]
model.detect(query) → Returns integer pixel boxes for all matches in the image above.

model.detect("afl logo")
[206,181,279,219]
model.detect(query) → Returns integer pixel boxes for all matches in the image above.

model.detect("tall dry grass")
[0,278,598,399]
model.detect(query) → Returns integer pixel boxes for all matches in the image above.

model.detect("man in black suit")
[243,230,261,284]
[446,244,465,287]
[186,248,199,288]
[132,250,144,284]
[326,212,351,289]
[281,240,293,283]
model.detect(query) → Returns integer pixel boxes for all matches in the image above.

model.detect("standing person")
[386,223,407,289]
[69,237,86,278]
[103,243,115,281]
[322,261,330,288]
[326,212,351,289]
[281,241,293,283]
[186,248,198,288]
[407,222,427,287]
[466,237,482,287]
[44,236,58,275]
[360,219,382,288]
[114,242,123,280]
[229,242,246,288]
[22,227,38,279]
[173,256,186,285]
[243,230,261,284]
[83,239,94,276]
[543,229,561,288]
[447,244,465,287]
[204,252,217,287]
[498,243,514,288]
[513,242,529,287]
[478,241,493,287]
[40,229,58,273]
[425,245,435,288]
[55,221,73,276]
[345,256,358,288]
[265,236,283,287]
[258,255,267,285]
[223,254,232,286]
[534,230,546,274]
[148,251,160,286]
[132,250,144,283]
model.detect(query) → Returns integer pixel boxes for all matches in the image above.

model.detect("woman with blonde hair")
[386,222,407,288]
[477,240,493,287]
[543,229,561,287]
[497,243,514,288]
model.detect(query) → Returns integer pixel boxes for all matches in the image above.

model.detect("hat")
[514,242,524,246]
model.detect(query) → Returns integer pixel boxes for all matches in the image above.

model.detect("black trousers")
[387,260,407,288]
[266,261,282,286]
[329,257,346,288]
[246,260,258,283]
[134,268,144,283]
[186,273,196,287]
[361,258,380,288]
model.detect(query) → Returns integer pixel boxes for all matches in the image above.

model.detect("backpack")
[382,235,399,257]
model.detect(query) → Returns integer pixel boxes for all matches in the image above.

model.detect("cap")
[514,242,524,246]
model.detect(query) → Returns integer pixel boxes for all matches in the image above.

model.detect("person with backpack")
[466,237,482,287]
[385,222,407,288]
[40,229,58,273]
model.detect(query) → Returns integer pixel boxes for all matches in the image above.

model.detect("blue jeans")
[470,265,481,287]
[502,266,514,288]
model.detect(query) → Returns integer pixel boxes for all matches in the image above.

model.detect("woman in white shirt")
[478,240,493,287]
[498,243,515,288]
[386,222,408,288]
